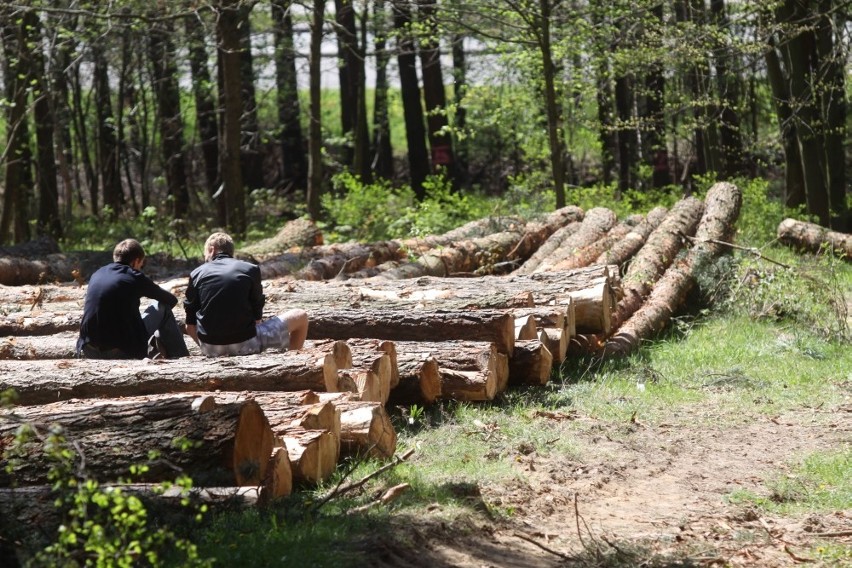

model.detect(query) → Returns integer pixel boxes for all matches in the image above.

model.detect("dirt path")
[368,405,850,567]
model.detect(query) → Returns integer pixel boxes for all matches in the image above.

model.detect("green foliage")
[3,422,210,567]
[321,172,416,242]
[396,176,497,238]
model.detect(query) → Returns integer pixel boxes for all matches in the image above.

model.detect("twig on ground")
[347,482,410,515]
[512,531,573,560]
[680,233,791,268]
[784,544,815,563]
[810,530,852,538]
[314,448,415,510]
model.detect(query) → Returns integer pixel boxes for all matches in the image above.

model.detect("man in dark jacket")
[77,238,189,359]
[184,232,308,357]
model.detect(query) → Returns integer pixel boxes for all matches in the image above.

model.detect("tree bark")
[387,352,440,405]
[0,396,275,487]
[319,393,398,458]
[281,428,338,484]
[306,307,516,355]
[509,339,552,386]
[553,214,644,271]
[595,206,668,267]
[307,0,325,219]
[530,207,618,273]
[776,218,852,260]
[0,353,339,406]
[603,182,742,356]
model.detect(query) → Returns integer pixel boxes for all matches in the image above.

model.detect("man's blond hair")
[204,232,234,261]
[113,239,145,265]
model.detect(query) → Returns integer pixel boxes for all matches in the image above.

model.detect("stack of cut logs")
[0,182,742,514]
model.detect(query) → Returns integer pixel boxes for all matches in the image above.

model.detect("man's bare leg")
[279,309,308,350]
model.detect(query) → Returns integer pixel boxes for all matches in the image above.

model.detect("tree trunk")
[709,0,744,179]
[185,10,223,224]
[595,206,668,267]
[451,34,469,186]
[149,15,189,218]
[272,0,308,191]
[528,207,618,273]
[0,353,339,406]
[281,428,338,484]
[553,214,644,271]
[603,181,742,356]
[417,0,455,183]
[386,351,441,405]
[776,218,852,259]
[24,11,62,239]
[307,307,516,354]
[539,0,565,207]
[238,5,264,192]
[93,43,123,214]
[642,3,672,188]
[371,0,394,180]
[307,0,325,219]
[335,0,371,179]
[0,396,275,488]
[508,339,552,386]
[393,0,430,199]
[218,0,247,235]
[615,71,637,193]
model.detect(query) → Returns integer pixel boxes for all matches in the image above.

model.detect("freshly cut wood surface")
[281,428,339,484]
[0,352,339,406]
[387,352,441,405]
[777,218,852,259]
[509,339,553,386]
[318,394,397,459]
[306,307,516,355]
[0,396,274,487]
[345,338,400,389]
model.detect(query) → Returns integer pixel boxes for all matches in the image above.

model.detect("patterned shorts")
[199,316,290,357]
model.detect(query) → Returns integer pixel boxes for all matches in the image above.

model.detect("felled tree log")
[387,353,441,405]
[553,214,644,271]
[348,351,392,403]
[400,216,527,254]
[514,314,539,340]
[280,428,338,484]
[391,340,509,401]
[345,338,400,389]
[612,196,705,329]
[538,327,567,363]
[0,331,78,360]
[0,396,274,487]
[595,206,668,267]
[240,218,324,260]
[603,182,742,356]
[0,310,82,336]
[0,352,338,406]
[301,339,353,371]
[777,218,852,260]
[293,241,406,280]
[509,339,553,386]
[307,307,516,355]
[318,393,397,459]
[529,207,618,274]
[513,221,583,275]
[337,368,384,403]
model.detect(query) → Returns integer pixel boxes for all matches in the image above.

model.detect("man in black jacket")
[77,238,189,359]
[184,232,308,357]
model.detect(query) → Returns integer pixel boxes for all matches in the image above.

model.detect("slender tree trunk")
[93,43,122,215]
[451,33,468,187]
[118,30,140,216]
[272,0,308,192]
[371,0,394,180]
[149,14,190,219]
[0,15,29,244]
[615,73,636,194]
[538,0,565,208]
[338,0,371,179]
[417,0,455,184]
[69,54,97,213]
[307,0,326,219]
[24,11,62,239]
[238,5,264,192]
[218,0,247,235]
[643,4,671,188]
[393,0,429,199]
[710,0,744,179]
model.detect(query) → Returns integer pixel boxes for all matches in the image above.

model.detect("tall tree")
[709,0,744,179]
[217,0,247,235]
[149,12,190,218]
[24,10,62,238]
[238,4,264,191]
[184,9,223,225]
[451,33,469,187]
[307,0,326,219]
[640,2,672,188]
[93,41,122,215]
[371,0,395,180]
[393,0,430,199]
[272,0,308,192]
[417,0,456,184]
[335,0,371,179]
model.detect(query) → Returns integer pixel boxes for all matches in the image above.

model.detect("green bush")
[321,173,416,242]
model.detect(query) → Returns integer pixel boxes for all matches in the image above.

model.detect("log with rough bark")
[302,339,353,371]
[318,393,397,459]
[0,352,339,406]
[348,351,392,403]
[0,396,274,487]
[306,307,516,355]
[0,331,78,359]
[293,241,406,280]
[0,309,82,336]
[387,352,441,405]
[529,207,618,274]
[612,196,705,329]
[400,216,527,254]
[280,428,338,484]
[388,340,508,402]
[515,314,539,340]
[595,206,668,267]
[553,213,644,271]
[512,221,583,275]
[240,218,324,260]
[509,339,553,386]
[603,182,743,356]
[777,218,852,260]
[263,446,294,500]
[337,368,384,403]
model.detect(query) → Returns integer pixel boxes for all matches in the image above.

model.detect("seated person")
[184,232,308,357]
[77,238,189,359]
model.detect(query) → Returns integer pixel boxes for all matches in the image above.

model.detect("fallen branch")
[680,234,790,268]
[512,531,574,561]
[314,448,415,509]
[347,482,410,515]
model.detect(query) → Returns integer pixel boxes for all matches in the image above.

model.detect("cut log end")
[232,400,275,486]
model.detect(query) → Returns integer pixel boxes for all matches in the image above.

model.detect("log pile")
[0,183,744,533]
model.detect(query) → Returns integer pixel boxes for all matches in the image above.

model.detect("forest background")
[0,0,848,251]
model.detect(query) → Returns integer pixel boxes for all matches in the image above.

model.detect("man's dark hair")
[113,239,145,265]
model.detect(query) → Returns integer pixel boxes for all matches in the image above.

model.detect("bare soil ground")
[365,402,851,567]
